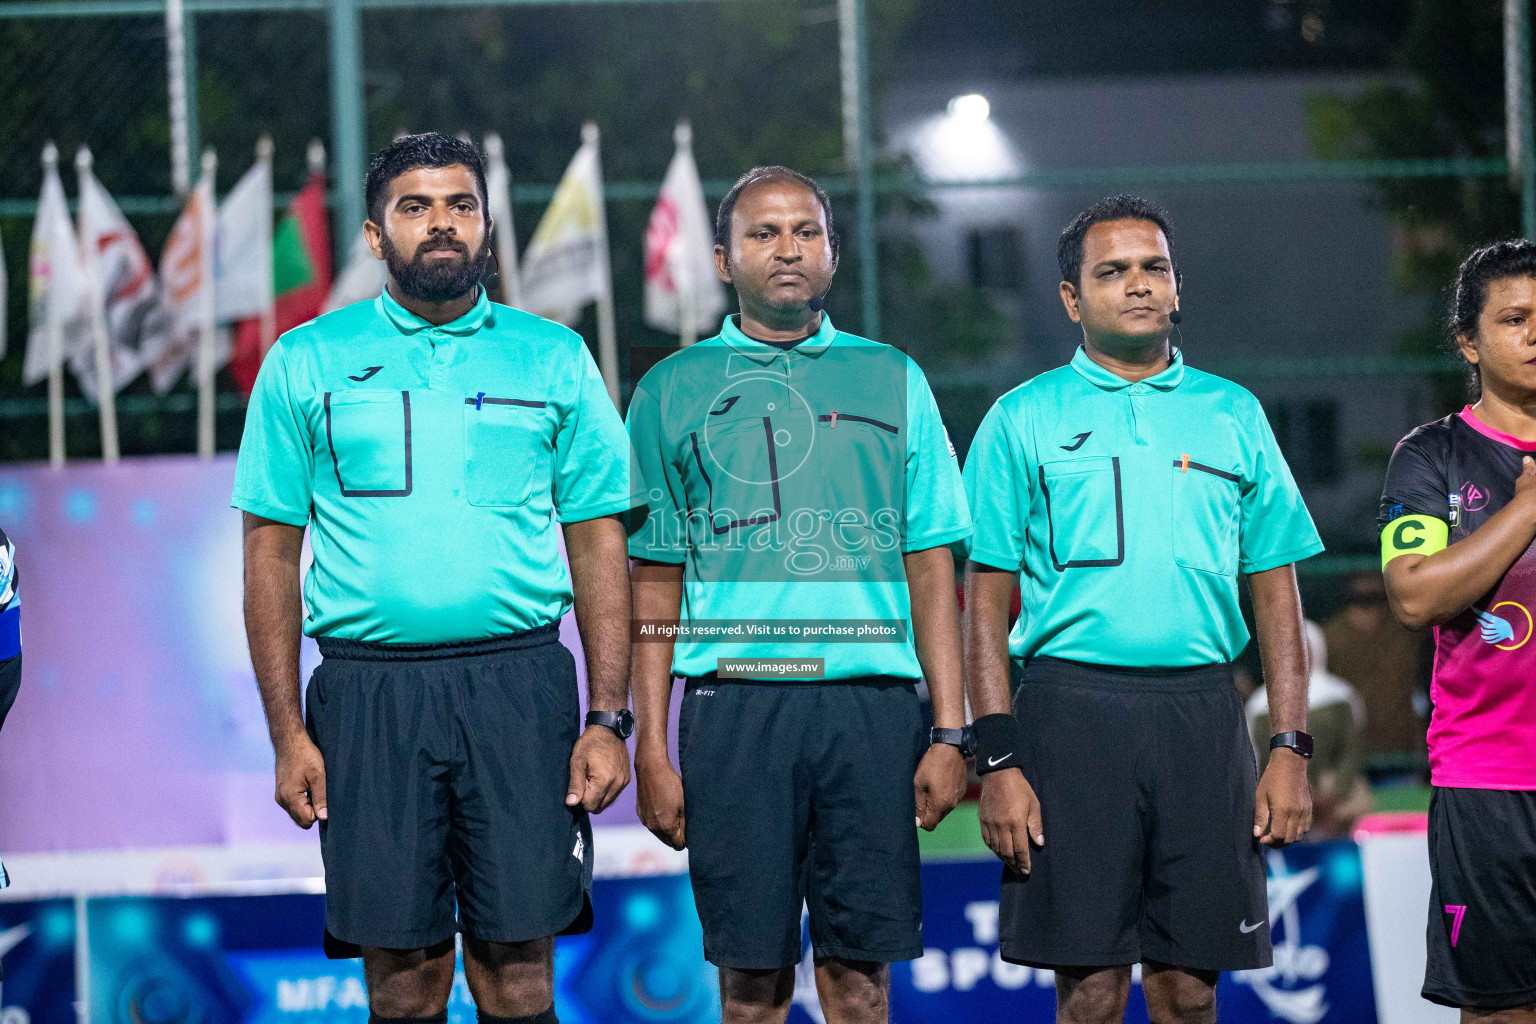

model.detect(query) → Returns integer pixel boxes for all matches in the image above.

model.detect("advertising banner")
[0,897,77,1024]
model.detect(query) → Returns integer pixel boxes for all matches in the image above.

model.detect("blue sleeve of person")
[0,526,20,742]
[0,527,18,660]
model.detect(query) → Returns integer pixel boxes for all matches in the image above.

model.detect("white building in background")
[883,72,1444,545]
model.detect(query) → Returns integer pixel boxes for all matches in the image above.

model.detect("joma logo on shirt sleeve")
[1381,513,1449,568]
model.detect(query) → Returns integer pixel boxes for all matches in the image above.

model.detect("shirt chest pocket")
[1038,456,1124,570]
[816,411,900,510]
[463,396,552,507]
[694,416,781,534]
[1170,458,1241,576]
[325,390,412,497]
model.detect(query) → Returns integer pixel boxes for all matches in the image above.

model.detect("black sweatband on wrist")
[972,712,1024,774]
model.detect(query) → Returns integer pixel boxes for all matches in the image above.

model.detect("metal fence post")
[1521,0,1536,239]
[184,9,200,176]
[329,0,366,237]
[839,0,879,339]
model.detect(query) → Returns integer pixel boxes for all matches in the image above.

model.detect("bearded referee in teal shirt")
[963,196,1322,1024]
[236,134,645,1024]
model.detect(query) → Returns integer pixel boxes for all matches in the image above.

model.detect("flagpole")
[76,146,120,465]
[165,0,191,196]
[197,148,218,459]
[584,123,620,406]
[484,133,523,309]
[42,143,66,467]
[257,135,278,359]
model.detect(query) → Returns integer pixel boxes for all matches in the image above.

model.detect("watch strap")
[586,709,634,739]
[1269,730,1314,759]
[930,726,973,756]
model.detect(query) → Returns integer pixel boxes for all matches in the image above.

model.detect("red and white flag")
[643,122,725,343]
[152,161,220,393]
[75,146,159,398]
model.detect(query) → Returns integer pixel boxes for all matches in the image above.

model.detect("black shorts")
[306,625,594,958]
[1423,786,1536,1010]
[998,657,1271,972]
[678,677,925,969]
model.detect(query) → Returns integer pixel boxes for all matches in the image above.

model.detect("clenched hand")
[635,746,687,850]
[275,733,328,828]
[566,726,631,813]
[914,744,967,831]
[1254,749,1311,847]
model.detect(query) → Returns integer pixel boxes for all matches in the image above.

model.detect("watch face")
[615,708,635,739]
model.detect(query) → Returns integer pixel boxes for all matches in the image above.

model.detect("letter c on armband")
[1381,513,1449,569]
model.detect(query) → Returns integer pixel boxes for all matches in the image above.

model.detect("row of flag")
[21,137,325,406]
[13,121,725,424]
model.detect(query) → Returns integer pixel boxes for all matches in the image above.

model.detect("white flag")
[214,155,274,322]
[484,133,522,308]
[323,229,387,313]
[644,123,726,339]
[151,167,225,393]
[518,132,611,325]
[75,152,157,396]
[24,146,88,387]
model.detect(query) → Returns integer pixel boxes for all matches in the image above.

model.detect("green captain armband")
[1381,514,1449,568]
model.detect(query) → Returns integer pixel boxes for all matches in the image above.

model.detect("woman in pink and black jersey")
[1380,239,1536,1021]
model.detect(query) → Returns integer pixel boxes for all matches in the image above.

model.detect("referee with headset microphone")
[964,196,1321,1024]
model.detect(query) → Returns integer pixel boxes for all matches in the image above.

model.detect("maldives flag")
[229,172,331,393]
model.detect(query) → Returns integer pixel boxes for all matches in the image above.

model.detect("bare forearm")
[1385,495,1536,628]
[963,562,1017,718]
[1249,564,1308,734]
[563,516,632,713]
[631,560,683,757]
[905,546,965,729]
[242,514,306,749]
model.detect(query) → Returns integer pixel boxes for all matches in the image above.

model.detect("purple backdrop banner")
[0,455,655,857]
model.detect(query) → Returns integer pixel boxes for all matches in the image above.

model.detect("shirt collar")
[1069,345,1185,391]
[377,284,493,336]
[718,313,837,364]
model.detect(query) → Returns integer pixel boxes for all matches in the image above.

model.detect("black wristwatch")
[930,726,975,758]
[587,709,635,740]
[1269,730,1315,760]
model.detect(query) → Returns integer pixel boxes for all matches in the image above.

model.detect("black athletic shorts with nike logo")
[998,656,1272,971]
[306,624,594,957]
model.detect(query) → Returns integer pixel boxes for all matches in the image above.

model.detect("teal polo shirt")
[626,314,972,680]
[232,286,645,643]
[964,346,1322,667]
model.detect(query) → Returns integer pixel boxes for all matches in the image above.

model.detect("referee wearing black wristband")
[962,199,1323,1024]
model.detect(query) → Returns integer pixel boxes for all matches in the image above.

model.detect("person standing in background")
[1248,621,1373,839]
[0,526,20,989]
[1321,572,1429,758]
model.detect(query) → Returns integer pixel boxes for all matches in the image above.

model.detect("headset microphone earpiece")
[1169,308,1182,325]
